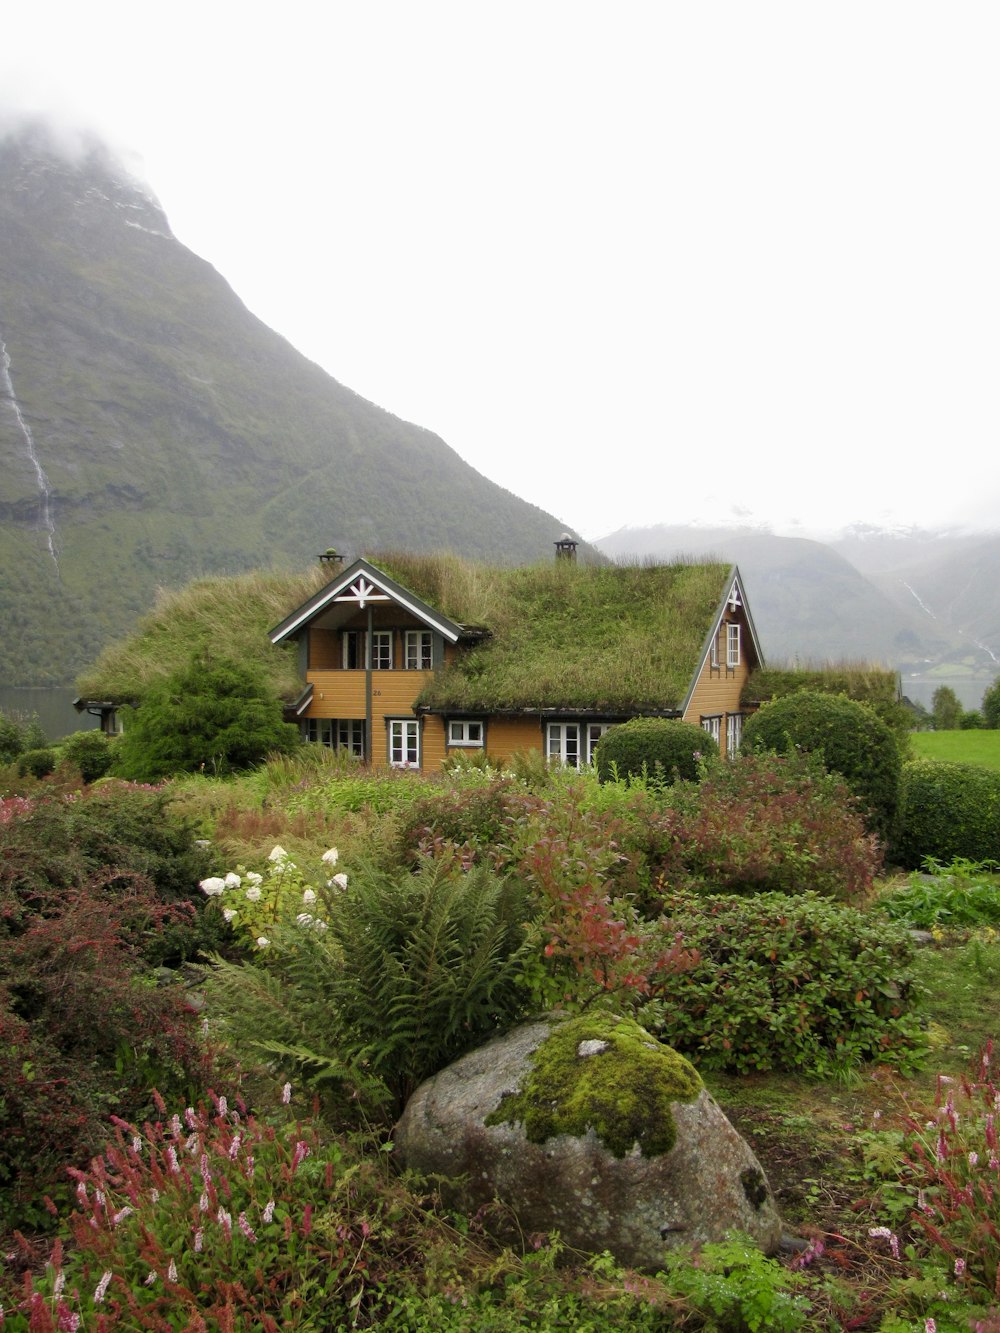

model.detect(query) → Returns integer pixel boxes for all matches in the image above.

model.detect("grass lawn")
[910,728,1000,770]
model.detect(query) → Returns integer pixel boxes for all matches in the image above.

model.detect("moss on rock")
[485,1014,701,1158]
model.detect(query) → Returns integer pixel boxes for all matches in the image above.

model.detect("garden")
[2,691,1000,1330]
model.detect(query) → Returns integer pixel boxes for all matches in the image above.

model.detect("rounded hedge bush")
[740,690,901,843]
[59,728,116,783]
[16,747,56,779]
[895,758,1000,869]
[594,718,717,784]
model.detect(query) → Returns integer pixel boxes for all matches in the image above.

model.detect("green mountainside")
[0,124,584,685]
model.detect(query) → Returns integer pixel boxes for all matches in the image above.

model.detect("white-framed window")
[701,715,722,745]
[547,722,580,768]
[371,630,393,670]
[342,630,365,669]
[448,719,484,747]
[305,718,366,758]
[727,623,741,668]
[585,722,612,765]
[405,630,433,670]
[726,712,743,755]
[388,718,420,768]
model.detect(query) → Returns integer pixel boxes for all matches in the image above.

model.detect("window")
[305,718,365,758]
[405,630,433,670]
[388,718,420,768]
[547,722,580,768]
[727,623,741,668]
[585,722,611,765]
[342,630,365,669]
[371,630,393,670]
[710,631,720,668]
[701,715,721,745]
[448,719,484,747]
[726,712,743,755]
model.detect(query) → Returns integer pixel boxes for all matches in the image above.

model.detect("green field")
[910,728,1000,770]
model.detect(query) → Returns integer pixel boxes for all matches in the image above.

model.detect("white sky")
[3,2,998,541]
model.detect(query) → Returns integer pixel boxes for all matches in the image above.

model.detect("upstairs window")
[727,623,741,668]
[342,630,365,669]
[405,630,433,670]
[371,630,393,670]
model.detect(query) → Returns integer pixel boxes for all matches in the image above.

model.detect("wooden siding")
[484,716,543,765]
[683,612,757,757]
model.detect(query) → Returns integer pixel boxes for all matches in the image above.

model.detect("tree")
[931,685,963,731]
[113,655,300,782]
[982,677,1000,730]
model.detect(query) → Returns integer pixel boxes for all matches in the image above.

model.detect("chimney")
[554,533,578,562]
[318,547,342,569]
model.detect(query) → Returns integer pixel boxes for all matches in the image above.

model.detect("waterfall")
[0,338,59,574]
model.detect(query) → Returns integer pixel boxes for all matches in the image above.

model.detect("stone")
[394,1013,783,1270]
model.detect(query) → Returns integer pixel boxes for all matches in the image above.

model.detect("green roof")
[373,551,734,713]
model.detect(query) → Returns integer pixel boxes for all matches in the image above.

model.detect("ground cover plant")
[4,752,1000,1329]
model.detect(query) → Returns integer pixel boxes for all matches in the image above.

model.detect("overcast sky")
[3,2,998,541]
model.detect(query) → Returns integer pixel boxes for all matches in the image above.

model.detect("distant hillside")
[595,523,976,670]
[0,124,586,685]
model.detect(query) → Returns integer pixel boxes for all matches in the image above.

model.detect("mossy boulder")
[393,1014,783,1268]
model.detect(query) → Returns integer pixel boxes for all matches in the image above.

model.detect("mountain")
[595,523,998,688]
[0,123,586,685]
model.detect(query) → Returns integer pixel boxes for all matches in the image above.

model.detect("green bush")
[982,676,1000,730]
[594,717,717,785]
[878,857,1000,929]
[59,728,116,782]
[740,690,902,843]
[895,758,1000,869]
[647,891,925,1076]
[16,747,56,778]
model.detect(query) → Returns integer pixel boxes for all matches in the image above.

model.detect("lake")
[0,686,100,742]
[900,677,995,714]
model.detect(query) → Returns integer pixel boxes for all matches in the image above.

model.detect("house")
[269,543,764,772]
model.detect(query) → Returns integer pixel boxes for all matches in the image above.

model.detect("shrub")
[594,717,717,785]
[895,758,1000,869]
[113,655,300,782]
[16,746,56,778]
[645,751,882,901]
[646,890,926,1076]
[740,689,902,843]
[983,676,1000,730]
[59,728,116,782]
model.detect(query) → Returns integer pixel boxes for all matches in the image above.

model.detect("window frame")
[726,622,741,668]
[371,630,393,670]
[388,717,420,768]
[447,718,484,748]
[405,629,433,670]
[726,712,744,756]
[341,629,365,669]
[701,714,722,745]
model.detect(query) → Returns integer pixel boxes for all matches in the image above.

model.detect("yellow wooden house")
[269,544,764,772]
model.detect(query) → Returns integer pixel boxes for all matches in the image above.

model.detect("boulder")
[394,1013,783,1270]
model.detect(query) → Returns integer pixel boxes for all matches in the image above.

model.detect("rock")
[394,1013,783,1269]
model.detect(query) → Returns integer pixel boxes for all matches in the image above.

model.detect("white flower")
[245,886,262,902]
[268,845,289,863]
[94,1270,113,1304]
[223,908,237,922]
[245,871,263,886]
[321,848,339,867]
[256,936,270,948]
[313,918,328,931]
[199,877,226,897]
[296,913,314,927]
[330,872,348,890]
[167,1258,178,1283]
[282,1082,292,1104]
[224,872,241,889]
[302,888,317,905]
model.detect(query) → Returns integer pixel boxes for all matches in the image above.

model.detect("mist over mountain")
[0,123,584,685]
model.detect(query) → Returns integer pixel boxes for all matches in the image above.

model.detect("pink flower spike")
[955,1257,966,1277]
[282,1082,292,1105]
[93,1270,113,1304]
[238,1211,258,1243]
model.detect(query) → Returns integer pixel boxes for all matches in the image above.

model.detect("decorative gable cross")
[334,576,391,610]
[727,584,742,613]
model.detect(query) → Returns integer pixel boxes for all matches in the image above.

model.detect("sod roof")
[371,551,736,714]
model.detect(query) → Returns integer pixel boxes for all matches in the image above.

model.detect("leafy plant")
[896,759,1000,869]
[207,851,536,1118]
[660,1233,810,1331]
[879,857,1000,930]
[594,717,717,785]
[741,689,902,843]
[646,890,927,1076]
[59,728,116,782]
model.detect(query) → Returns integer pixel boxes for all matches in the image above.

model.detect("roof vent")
[554,533,578,562]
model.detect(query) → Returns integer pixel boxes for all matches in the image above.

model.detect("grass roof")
[373,551,733,713]
[75,567,328,704]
